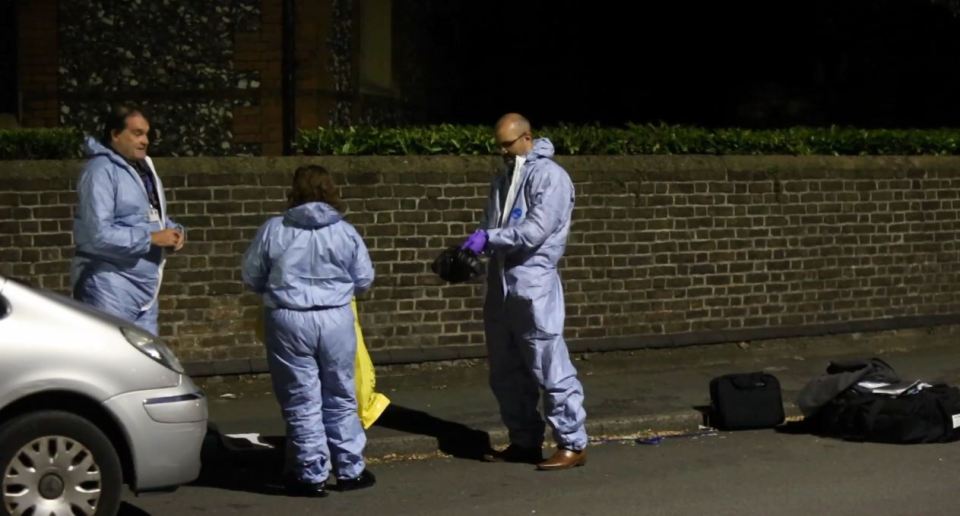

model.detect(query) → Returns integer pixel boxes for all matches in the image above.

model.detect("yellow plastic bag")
[352,299,391,429]
[254,299,390,428]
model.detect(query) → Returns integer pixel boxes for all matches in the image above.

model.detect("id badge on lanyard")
[148,208,161,224]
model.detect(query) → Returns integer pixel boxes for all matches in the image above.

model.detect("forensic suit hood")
[242,201,374,310]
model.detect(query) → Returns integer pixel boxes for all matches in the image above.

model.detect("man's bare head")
[494,113,533,157]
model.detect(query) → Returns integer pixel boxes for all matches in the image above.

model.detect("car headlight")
[120,326,185,373]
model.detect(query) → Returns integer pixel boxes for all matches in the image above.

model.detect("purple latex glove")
[461,229,488,253]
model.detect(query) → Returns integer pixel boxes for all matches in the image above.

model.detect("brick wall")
[1,156,959,374]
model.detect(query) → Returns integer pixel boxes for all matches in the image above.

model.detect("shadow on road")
[775,420,814,434]
[190,424,288,496]
[192,405,491,495]
[692,404,712,427]
[373,404,492,460]
[118,501,151,515]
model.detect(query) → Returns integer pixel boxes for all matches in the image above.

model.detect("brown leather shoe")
[482,444,543,464]
[536,447,586,471]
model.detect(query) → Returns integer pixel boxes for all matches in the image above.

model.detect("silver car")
[0,275,208,516]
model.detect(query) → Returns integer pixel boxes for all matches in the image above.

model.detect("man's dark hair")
[100,103,146,145]
[288,165,345,212]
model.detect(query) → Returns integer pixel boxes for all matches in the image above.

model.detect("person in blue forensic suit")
[463,113,588,471]
[242,165,376,498]
[72,104,184,335]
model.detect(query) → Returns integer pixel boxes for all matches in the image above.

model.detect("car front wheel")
[0,411,122,516]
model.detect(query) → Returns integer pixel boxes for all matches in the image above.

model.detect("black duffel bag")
[809,384,960,444]
[710,372,785,430]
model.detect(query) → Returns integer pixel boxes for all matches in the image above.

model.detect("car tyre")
[0,410,122,516]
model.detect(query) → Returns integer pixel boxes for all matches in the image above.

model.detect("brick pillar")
[233,0,284,155]
[18,0,58,127]
[288,0,339,149]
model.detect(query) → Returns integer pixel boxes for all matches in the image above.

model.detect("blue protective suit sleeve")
[166,217,184,233]
[486,167,572,252]
[470,176,501,257]
[241,221,272,294]
[347,225,375,294]
[76,162,152,259]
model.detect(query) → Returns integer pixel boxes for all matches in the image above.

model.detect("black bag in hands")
[710,372,785,430]
[431,246,483,284]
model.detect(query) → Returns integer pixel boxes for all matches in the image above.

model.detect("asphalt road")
[121,427,960,516]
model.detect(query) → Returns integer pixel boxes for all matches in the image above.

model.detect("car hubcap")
[3,436,102,516]
[39,473,65,499]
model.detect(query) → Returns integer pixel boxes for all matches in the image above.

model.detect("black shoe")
[482,444,543,464]
[284,479,329,498]
[337,469,376,492]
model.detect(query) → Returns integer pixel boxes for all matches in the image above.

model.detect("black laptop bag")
[710,372,785,430]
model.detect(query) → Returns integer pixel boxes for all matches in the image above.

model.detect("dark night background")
[2,0,959,130]
[409,0,960,128]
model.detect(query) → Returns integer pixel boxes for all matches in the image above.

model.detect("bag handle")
[730,373,770,389]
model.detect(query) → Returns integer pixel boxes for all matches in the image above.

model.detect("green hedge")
[0,128,84,159]
[296,124,960,156]
[3,125,960,159]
